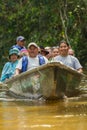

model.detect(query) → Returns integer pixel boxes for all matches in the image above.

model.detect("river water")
[0,76,87,130]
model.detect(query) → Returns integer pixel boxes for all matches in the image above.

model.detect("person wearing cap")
[54,40,83,73]
[11,36,26,51]
[45,46,53,60]
[0,48,19,82]
[15,42,48,75]
[20,48,29,57]
[39,46,49,56]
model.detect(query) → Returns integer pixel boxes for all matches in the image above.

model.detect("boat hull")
[5,62,83,99]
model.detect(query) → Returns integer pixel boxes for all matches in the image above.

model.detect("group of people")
[0,36,83,82]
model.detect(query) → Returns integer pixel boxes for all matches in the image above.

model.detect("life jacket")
[21,55,45,72]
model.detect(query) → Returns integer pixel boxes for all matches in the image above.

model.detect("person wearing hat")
[39,46,49,56]
[11,36,26,51]
[20,48,29,57]
[0,48,19,82]
[15,42,48,75]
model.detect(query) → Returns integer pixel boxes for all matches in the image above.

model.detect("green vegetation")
[0,0,87,73]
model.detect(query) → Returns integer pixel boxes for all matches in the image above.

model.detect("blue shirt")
[11,45,26,51]
[0,60,18,82]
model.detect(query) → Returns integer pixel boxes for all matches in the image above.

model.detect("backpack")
[21,55,45,72]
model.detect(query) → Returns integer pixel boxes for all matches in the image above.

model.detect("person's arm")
[77,68,83,73]
[0,62,10,82]
[14,68,21,76]
[14,58,22,76]
[73,57,83,73]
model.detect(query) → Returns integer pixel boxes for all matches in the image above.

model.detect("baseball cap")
[20,49,28,53]
[28,42,38,48]
[16,36,25,41]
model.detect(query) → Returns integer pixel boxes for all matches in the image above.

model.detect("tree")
[0,0,87,73]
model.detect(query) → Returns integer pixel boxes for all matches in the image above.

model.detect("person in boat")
[54,40,83,73]
[45,46,53,61]
[68,48,75,56]
[11,36,26,51]
[52,46,59,57]
[19,48,29,58]
[15,42,48,75]
[51,46,60,61]
[38,46,49,57]
[0,48,19,82]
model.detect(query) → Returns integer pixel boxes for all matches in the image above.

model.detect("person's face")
[68,49,74,56]
[52,48,59,57]
[28,46,38,57]
[45,48,52,59]
[40,50,46,56]
[10,54,18,62]
[59,42,69,56]
[17,40,26,47]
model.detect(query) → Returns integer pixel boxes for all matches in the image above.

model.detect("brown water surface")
[0,74,87,130]
[0,98,87,130]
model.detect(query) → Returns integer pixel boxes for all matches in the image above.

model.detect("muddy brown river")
[0,75,87,130]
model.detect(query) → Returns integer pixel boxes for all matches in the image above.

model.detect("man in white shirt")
[15,42,48,75]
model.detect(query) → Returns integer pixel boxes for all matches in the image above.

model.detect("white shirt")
[16,55,48,71]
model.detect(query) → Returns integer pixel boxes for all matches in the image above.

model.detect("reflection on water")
[0,75,87,130]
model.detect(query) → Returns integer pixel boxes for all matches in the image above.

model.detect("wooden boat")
[4,62,84,99]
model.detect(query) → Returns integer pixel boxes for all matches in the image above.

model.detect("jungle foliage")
[0,0,87,73]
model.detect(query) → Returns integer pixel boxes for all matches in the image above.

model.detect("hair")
[58,40,69,47]
[9,54,19,59]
